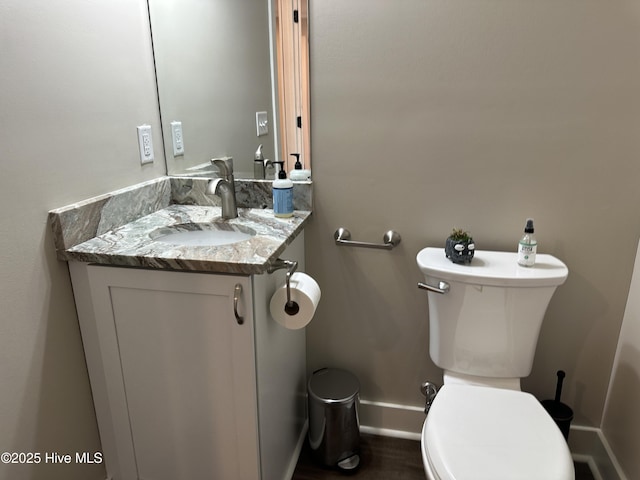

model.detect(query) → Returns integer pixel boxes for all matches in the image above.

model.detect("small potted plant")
[445,228,475,264]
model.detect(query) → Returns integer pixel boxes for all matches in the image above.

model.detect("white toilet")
[416,247,574,480]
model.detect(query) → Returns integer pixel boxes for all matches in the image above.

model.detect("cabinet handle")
[234,284,244,325]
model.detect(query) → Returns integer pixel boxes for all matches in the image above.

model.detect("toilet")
[416,247,574,480]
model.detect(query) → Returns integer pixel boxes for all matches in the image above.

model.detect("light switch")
[256,111,268,136]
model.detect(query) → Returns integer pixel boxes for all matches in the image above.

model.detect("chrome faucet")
[206,157,238,219]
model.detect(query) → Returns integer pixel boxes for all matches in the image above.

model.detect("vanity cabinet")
[69,234,306,480]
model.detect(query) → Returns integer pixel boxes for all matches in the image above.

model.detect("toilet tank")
[416,248,568,379]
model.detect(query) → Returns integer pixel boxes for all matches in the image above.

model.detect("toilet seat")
[422,384,574,480]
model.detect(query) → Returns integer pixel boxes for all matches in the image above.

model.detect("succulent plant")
[448,228,472,242]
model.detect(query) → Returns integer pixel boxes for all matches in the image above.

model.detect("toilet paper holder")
[267,258,300,315]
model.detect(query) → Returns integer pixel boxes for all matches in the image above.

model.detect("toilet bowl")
[416,247,572,480]
[421,384,574,480]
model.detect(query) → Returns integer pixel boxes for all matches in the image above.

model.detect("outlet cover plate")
[137,125,154,164]
[170,121,184,156]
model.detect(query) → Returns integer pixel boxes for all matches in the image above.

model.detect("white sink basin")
[151,223,256,247]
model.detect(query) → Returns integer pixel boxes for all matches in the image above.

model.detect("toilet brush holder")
[541,370,573,441]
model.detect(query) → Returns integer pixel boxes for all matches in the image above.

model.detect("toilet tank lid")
[416,247,568,287]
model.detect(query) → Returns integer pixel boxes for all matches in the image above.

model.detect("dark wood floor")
[293,433,596,480]
[293,433,423,480]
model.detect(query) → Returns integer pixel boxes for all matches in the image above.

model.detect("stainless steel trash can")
[307,368,360,471]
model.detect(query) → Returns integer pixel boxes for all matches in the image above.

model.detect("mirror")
[149,0,310,179]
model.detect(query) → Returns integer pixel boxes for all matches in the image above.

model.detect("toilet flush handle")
[417,281,450,294]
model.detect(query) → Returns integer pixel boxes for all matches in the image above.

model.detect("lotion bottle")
[517,218,537,267]
[272,161,293,218]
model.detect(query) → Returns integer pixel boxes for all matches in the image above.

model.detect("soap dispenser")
[272,161,294,218]
[289,153,311,181]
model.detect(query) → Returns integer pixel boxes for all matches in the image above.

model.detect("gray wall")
[0,1,164,479]
[2,0,640,478]
[306,0,640,431]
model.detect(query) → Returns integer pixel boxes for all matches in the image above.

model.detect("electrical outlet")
[170,121,184,156]
[256,111,268,136]
[137,125,154,165]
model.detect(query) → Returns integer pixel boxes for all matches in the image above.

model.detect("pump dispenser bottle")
[517,218,537,267]
[288,153,311,181]
[272,161,293,218]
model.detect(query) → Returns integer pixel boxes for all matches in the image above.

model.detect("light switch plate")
[256,111,268,136]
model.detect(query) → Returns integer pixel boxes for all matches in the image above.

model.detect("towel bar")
[334,227,401,250]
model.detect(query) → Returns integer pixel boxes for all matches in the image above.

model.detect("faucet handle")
[211,157,234,177]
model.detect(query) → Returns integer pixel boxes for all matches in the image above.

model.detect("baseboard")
[358,399,627,480]
[358,399,424,441]
[568,426,627,480]
[283,420,308,480]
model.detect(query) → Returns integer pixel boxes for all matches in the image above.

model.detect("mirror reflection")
[275,0,311,177]
[149,0,310,179]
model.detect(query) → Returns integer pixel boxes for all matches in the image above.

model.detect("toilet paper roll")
[270,272,321,329]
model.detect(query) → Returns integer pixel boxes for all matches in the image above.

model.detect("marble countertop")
[61,204,310,274]
[49,177,312,274]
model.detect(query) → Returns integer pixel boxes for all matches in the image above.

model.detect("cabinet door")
[80,266,259,480]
